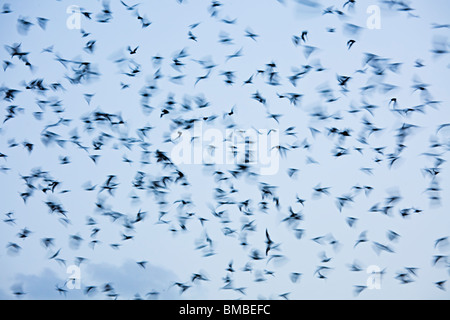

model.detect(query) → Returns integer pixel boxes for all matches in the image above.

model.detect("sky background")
[0,0,450,300]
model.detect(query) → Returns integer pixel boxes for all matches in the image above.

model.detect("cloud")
[3,260,209,299]
[0,288,10,300]
[82,260,184,299]
[12,268,85,300]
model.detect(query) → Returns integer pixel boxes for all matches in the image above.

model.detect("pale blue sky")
[0,0,449,299]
